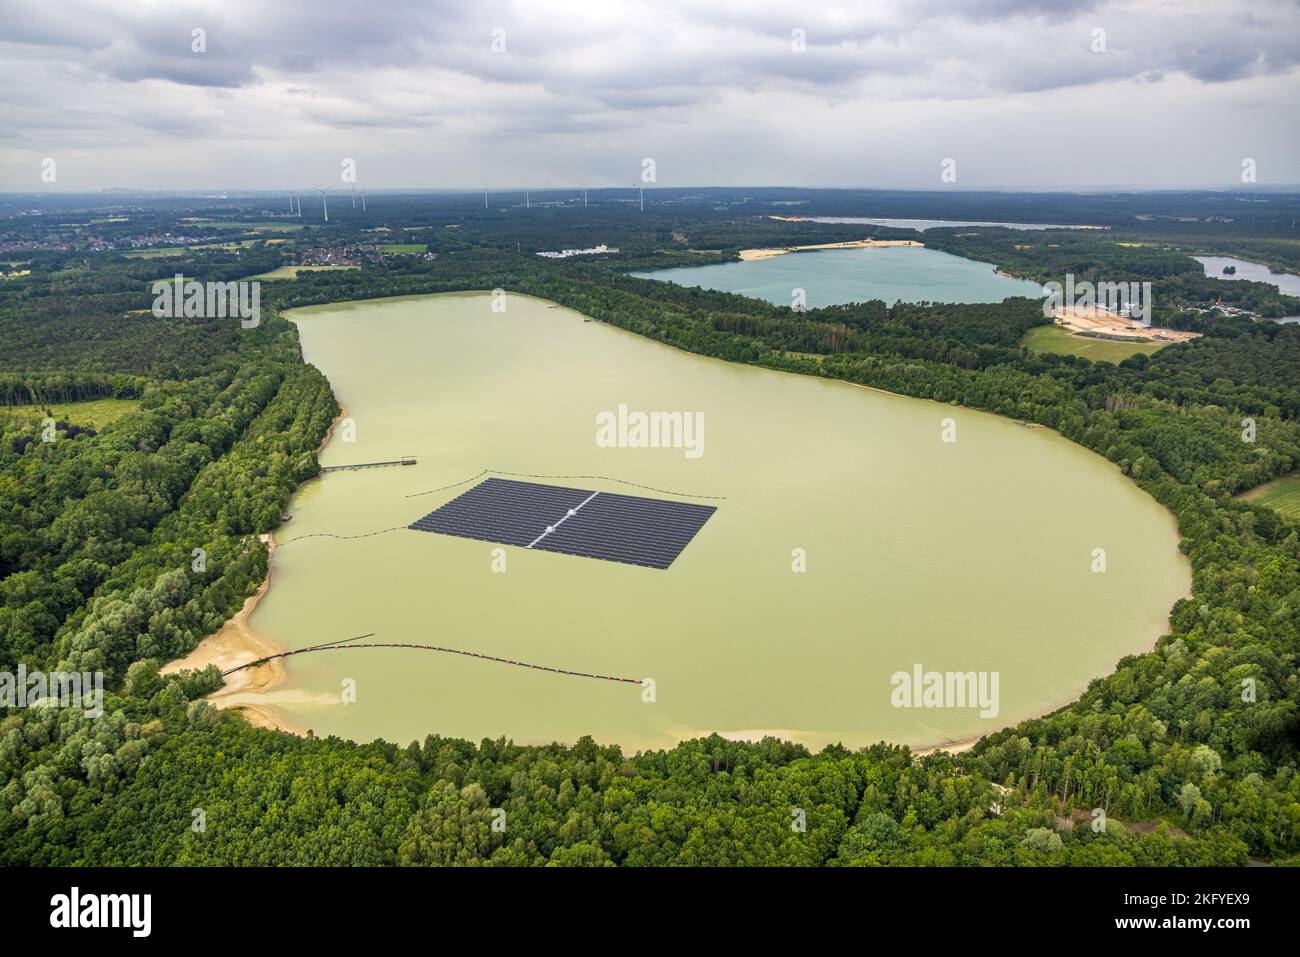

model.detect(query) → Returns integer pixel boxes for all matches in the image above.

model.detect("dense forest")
[1,191,1299,866]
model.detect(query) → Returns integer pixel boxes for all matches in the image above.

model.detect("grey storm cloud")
[0,0,1297,189]
[5,0,1297,100]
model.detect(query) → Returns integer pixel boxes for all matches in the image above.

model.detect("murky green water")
[633,245,1045,308]
[251,292,1189,752]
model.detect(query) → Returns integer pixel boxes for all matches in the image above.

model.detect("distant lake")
[1194,256,1300,297]
[792,216,1101,231]
[634,245,1046,309]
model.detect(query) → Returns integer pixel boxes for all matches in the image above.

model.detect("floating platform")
[408,477,716,569]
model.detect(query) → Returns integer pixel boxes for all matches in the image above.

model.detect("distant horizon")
[6,183,1300,198]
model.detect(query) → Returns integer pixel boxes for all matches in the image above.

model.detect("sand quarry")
[1054,306,1201,343]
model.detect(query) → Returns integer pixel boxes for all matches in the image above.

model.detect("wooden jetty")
[320,456,418,473]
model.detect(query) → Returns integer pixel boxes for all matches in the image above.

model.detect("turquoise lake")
[634,246,1046,308]
[1194,256,1300,297]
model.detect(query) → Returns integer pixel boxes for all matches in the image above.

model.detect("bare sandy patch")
[1054,306,1201,343]
[160,532,307,734]
[160,400,349,737]
[739,239,924,261]
[910,736,980,757]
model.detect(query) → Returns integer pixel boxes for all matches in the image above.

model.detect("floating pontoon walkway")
[320,457,418,473]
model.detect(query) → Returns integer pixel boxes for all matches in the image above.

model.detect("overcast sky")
[1,0,1298,192]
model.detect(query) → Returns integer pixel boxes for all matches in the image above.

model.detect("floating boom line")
[220,633,642,685]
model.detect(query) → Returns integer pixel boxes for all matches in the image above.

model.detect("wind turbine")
[360,183,366,212]
[287,193,293,214]
[582,181,588,207]
[312,186,332,222]
[483,183,489,209]
[350,184,357,209]
[635,181,644,212]
[525,187,530,209]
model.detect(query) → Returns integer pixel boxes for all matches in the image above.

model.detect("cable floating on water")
[278,469,722,548]
[277,525,409,546]
[405,467,726,501]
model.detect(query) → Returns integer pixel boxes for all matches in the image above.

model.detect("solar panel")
[409,477,716,569]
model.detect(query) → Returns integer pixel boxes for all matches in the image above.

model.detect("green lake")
[240,292,1190,752]
[633,245,1045,308]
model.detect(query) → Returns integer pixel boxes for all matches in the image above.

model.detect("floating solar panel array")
[409,477,716,569]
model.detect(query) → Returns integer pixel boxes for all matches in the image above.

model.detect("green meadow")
[1022,324,1168,363]
[1240,472,1300,520]
[208,221,305,232]
[2,397,142,429]
[124,248,187,259]
[248,265,358,280]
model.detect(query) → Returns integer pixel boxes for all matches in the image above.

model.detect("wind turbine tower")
[312,185,333,222]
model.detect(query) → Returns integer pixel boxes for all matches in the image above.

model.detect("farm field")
[0,397,141,429]
[1240,472,1300,519]
[1022,324,1169,362]
[124,247,187,258]
[203,221,305,232]
[248,265,359,280]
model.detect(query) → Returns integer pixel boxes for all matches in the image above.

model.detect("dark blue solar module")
[408,477,716,569]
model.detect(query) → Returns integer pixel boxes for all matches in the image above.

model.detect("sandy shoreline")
[716,727,981,757]
[909,736,982,757]
[160,531,306,733]
[739,238,923,261]
[161,400,349,736]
